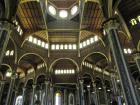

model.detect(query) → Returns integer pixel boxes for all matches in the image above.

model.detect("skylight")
[59,10,68,18]
[71,5,78,15]
[48,5,56,15]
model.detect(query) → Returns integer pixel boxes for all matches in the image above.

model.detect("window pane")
[37,40,41,46]
[45,43,48,49]
[51,44,55,50]
[64,44,68,49]
[33,38,37,44]
[73,44,76,49]
[29,36,33,42]
[56,44,59,50]
[60,44,63,50]
[41,41,45,47]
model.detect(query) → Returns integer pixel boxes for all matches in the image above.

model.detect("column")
[103,86,108,105]
[45,81,49,105]
[0,21,13,66]
[64,89,67,105]
[76,84,80,105]
[92,83,99,105]
[87,86,91,105]
[12,90,18,105]
[5,73,16,105]
[79,79,85,105]
[30,84,36,105]
[103,19,140,105]
[22,87,26,105]
[50,84,54,105]
[0,80,5,103]
[134,52,140,73]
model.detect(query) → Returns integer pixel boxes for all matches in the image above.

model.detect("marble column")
[92,83,99,105]
[76,84,80,105]
[5,73,16,105]
[50,84,54,105]
[134,52,140,73]
[103,86,108,105]
[31,84,36,105]
[64,89,67,105]
[79,79,85,105]
[12,90,18,105]
[0,80,5,103]
[87,86,91,105]
[45,81,49,105]
[104,19,140,105]
[22,87,26,105]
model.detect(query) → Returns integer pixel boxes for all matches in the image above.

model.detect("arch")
[49,58,79,72]
[18,53,48,72]
[25,78,34,87]
[118,31,130,41]
[9,36,18,64]
[21,30,47,47]
[36,74,46,81]
[81,52,109,69]
[1,64,12,77]
[20,0,39,4]
[81,72,94,82]
[68,93,75,105]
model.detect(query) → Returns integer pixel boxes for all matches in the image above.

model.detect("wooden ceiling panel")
[82,2,104,32]
[17,1,44,30]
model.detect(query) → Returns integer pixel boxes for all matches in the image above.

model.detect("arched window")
[15,96,23,105]
[137,16,140,22]
[130,19,137,26]
[55,92,62,105]
[68,93,74,105]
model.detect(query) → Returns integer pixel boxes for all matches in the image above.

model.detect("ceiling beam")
[39,0,50,57]
[78,0,86,57]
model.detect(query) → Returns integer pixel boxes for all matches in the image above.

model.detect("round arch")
[25,78,34,87]
[81,52,109,69]
[19,0,40,4]
[9,36,18,63]
[18,53,48,72]
[49,58,79,72]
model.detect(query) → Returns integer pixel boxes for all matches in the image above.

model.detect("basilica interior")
[0,0,140,105]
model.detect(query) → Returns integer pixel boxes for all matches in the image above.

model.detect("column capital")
[32,84,36,88]
[103,19,119,31]
[79,79,84,84]
[45,80,50,85]
[133,52,140,60]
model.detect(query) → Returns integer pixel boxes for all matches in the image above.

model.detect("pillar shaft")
[79,80,85,105]
[76,84,80,105]
[0,81,5,103]
[103,86,108,105]
[22,87,26,105]
[5,74,16,105]
[92,83,99,105]
[31,84,36,105]
[12,90,18,105]
[87,87,91,105]
[104,19,140,105]
[64,89,67,105]
[45,81,49,105]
